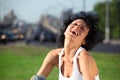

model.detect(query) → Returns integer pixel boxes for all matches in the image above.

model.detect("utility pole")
[104,0,110,43]
[0,4,3,21]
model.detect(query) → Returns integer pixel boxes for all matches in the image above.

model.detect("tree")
[109,0,120,39]
[94,2,106,36]
[94,0,120,39]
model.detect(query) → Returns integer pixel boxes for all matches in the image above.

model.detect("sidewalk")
[93,43,120,53]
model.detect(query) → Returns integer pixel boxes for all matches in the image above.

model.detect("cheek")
[82,31,89,40]
[83,28,89,36]
[79,31,89,40]
[83,32,89,38]
[64,26,70,34]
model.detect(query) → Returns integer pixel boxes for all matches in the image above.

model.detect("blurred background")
[0,0,120,49]
[0,0,120,80]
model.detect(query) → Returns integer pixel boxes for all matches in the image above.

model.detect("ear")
[82,40,86,45]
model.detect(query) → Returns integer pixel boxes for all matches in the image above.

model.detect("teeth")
[70,29,78,36]
[72,31,78,35]
[76,32,78,35]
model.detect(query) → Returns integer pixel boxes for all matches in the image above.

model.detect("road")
[25,41,120,53]
[92,43,120,54]
[1,40,120,54]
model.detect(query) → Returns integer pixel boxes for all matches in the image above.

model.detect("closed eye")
[73,23,78,26]
[80,27,84,30]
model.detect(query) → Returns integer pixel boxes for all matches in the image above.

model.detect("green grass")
[0,44,120,80]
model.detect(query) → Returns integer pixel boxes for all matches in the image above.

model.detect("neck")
[63,39,81,59]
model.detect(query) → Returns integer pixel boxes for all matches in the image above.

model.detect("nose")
[73,25,80,31]
[71,25,80,35]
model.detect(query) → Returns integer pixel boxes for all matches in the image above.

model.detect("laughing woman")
[31,11,103,80]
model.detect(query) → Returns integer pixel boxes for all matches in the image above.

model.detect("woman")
[31,11,103,80]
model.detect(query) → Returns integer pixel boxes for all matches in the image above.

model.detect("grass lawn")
[0,44,120,80]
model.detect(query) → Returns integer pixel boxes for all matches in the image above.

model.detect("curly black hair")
[57,11,103,51]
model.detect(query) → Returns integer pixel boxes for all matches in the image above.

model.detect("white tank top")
[59,47,100,80]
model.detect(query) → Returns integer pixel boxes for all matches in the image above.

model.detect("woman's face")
[64,19,90,45]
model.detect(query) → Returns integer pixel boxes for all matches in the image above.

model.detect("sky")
[0,0,105,23]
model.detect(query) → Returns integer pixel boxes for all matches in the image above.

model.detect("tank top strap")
[74,47,85,60]
[59,48,64,68]
[59,48,64,57]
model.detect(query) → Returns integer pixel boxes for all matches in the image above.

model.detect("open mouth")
[70,30,78,36]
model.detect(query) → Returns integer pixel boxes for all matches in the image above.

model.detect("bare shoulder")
[48,48,62,57]
[79,50,94,61]
[45,48,62,67]
[78,50,98,77]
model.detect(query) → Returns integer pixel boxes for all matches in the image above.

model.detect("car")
[33,27,44,41]
[0,30,9,44]
[33,27,57,43]
[40,30,57,42]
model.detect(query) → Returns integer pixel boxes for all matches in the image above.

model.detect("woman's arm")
[36,49,60,77]
[31,49,61,80]
[78,50,98,80]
